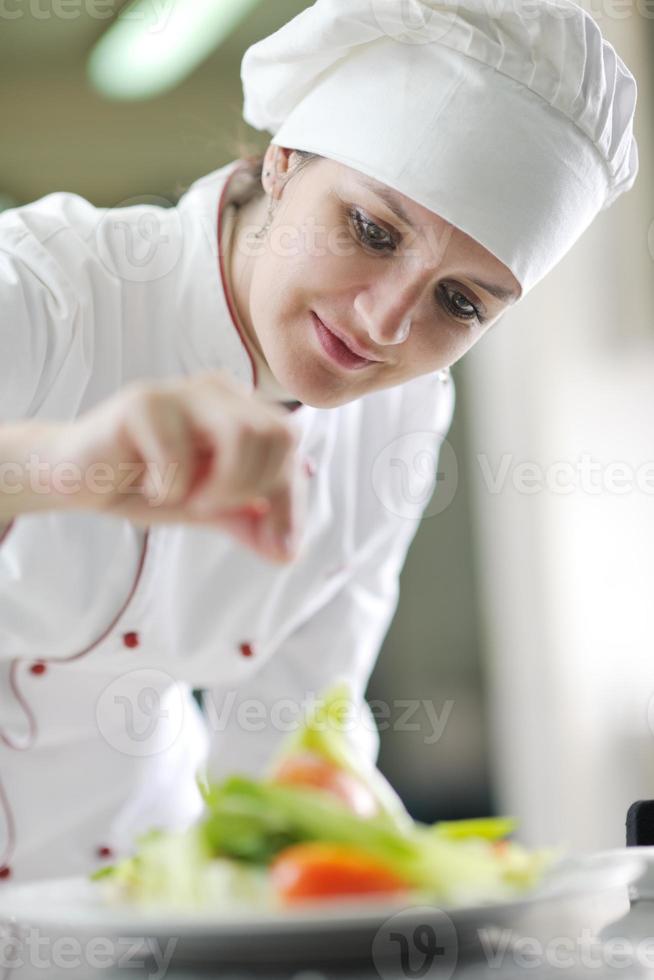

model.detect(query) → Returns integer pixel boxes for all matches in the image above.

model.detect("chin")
[276,362,360,410]
[301,389,356,409]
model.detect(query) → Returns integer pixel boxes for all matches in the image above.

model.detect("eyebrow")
[468,277,519,303]
[354,175,521,304]
[356,174,416,231]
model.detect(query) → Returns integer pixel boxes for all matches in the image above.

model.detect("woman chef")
[0,0,639,883]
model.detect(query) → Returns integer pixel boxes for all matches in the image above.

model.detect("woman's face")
[233,147,522,409]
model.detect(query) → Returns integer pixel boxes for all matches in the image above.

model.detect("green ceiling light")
[88,0,263,101]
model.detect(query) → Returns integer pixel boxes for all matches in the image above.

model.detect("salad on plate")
[93,685,554,915]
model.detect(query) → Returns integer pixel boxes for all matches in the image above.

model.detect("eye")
[439,284,485,325]
[348,208,396,252]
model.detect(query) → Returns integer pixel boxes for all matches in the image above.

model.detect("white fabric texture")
[241,0,639,296]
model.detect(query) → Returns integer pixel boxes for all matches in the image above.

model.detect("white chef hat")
[240,0,639,298]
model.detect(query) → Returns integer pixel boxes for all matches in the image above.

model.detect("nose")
[353,264,432,346]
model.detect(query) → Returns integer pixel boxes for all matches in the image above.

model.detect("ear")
[262,144,302,200]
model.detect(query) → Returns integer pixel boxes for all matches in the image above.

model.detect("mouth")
[311,312,382,372]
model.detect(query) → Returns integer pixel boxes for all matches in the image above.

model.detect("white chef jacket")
[0,160,455,883]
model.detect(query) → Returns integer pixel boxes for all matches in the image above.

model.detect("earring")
[437,367,451,383]
[254,169,275,240]
[254,194,276,240]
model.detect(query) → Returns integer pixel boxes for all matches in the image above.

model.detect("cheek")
[405,321,458,368]
[247,258,298,335]
[252,248,355,320]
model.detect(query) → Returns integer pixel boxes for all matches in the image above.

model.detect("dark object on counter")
[626,801,654,846]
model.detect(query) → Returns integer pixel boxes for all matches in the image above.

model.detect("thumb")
[211,499,294,564]
[212,462,308,564]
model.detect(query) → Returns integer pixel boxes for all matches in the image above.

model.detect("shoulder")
[0,191,99,243]
[0,192,106,332]
[0,191,114,304]
[0,192,115,285]
[0,181,208,306]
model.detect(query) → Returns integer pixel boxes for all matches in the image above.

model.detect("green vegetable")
[433,817,517,842]
[200,777,417,872]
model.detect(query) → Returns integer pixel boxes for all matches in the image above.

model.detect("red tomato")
[271,843,410,904]
[271,753,379,818]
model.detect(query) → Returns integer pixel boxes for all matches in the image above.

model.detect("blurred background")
[2,0,653,850]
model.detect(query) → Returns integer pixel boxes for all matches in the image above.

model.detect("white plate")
[0,850,645,968]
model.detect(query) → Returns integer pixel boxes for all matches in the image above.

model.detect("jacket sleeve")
[202,372,456,782]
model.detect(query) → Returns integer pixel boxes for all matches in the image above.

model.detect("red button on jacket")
[239,642,254,658]
[122,632,140,649]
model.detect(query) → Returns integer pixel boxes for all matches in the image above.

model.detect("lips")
[312,313,374,372]
[313,314,382,363]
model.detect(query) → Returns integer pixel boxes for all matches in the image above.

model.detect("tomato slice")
[271,843,410,904]
[271,752,379,819]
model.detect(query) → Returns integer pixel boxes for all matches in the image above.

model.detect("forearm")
[0,420,68,523]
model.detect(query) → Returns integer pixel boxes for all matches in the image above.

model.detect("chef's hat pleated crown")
[240,0,638,297]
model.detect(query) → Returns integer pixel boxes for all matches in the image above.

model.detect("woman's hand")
[46,371,309,563]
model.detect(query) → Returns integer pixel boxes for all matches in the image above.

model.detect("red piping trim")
[0,526,151,875]
[0,775,15,879]
[216,161,308,417]
[0,520,14,548]
[217,160,259,393]
[0,660,37,752]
